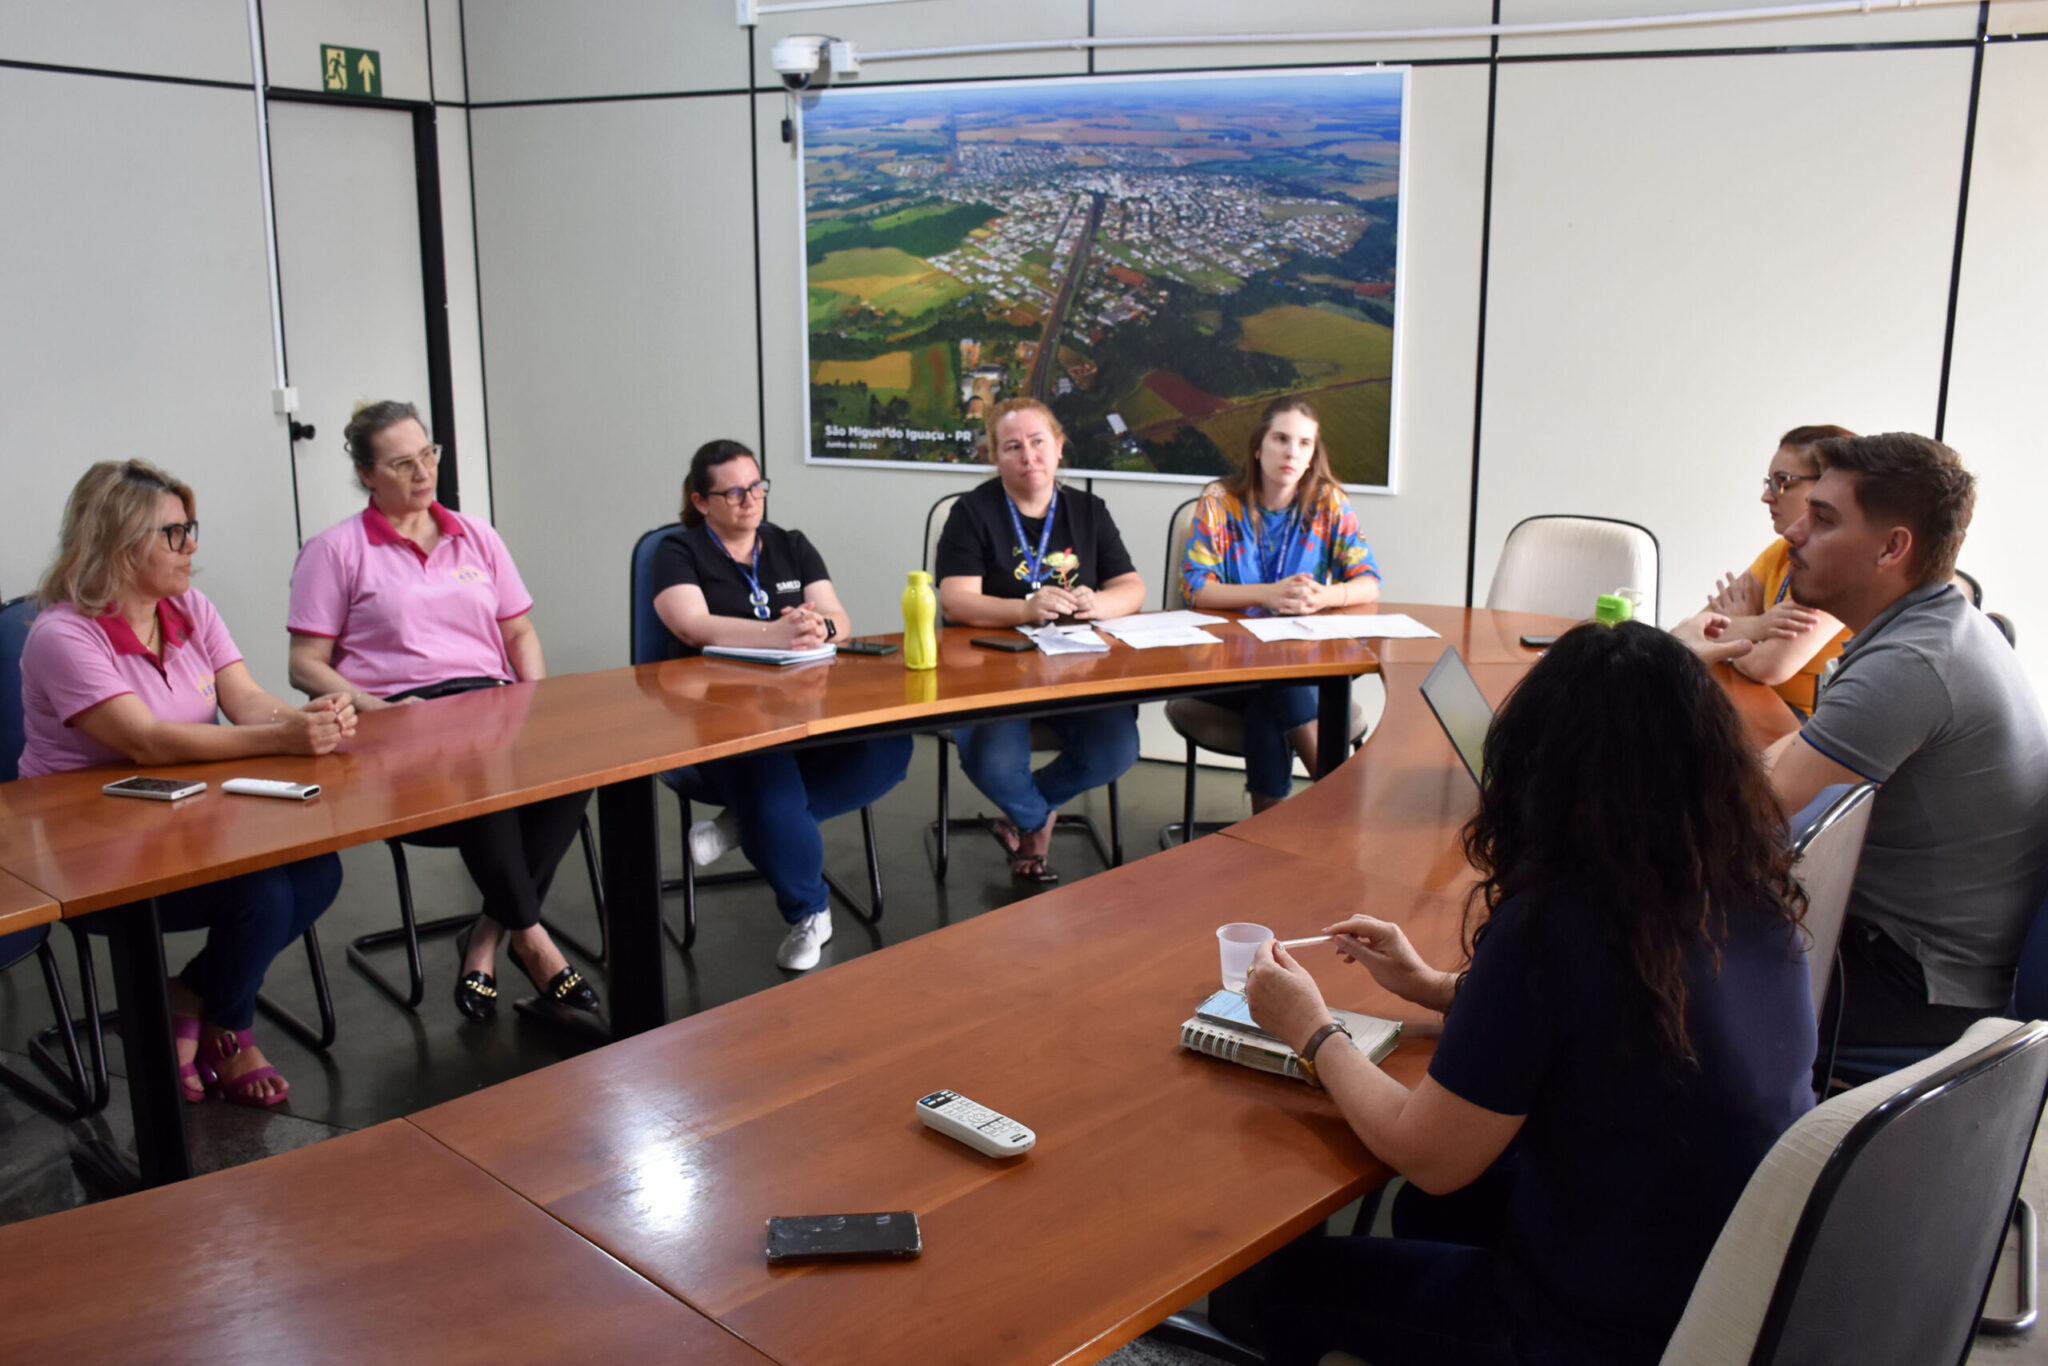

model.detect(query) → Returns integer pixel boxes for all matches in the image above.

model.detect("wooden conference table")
[0,607,1800,1363]
[0,607,1425,1185]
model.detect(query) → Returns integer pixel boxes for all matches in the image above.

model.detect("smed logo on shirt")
[775,579,802,594]
[453,565,488,585]
[198,675,217,702]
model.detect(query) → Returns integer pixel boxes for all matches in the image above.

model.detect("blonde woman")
[19,461,354,1107]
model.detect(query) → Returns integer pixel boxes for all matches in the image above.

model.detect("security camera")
[772,35,825,91]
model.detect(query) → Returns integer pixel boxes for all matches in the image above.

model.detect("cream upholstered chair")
[1485,514,1660,626]
[920,492,1122,880]
[1159,496,1371,847]
[1662,1017,2048,1364]
[1787,782,1879,1019]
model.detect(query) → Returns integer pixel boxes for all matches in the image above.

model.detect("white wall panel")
[0,0,251,84]
[261,0,432,102]
[1497,0,1976,56]
[1987,5,2048,35]
[1940,40,2048,693]
[436,110,492,519]
[428,0,467,102]
[463,0,750,103]
[753,1,1090,88]
[1095,0,1491,70]
[469,96,760,675]
[1475,49,1969,627]
[0,69,301,692]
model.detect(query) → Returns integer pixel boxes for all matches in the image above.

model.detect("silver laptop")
[1419,646,1493,787]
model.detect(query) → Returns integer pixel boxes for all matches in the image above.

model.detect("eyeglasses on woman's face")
[378,444,443,482]
[709,479,771,506]
[1761,471,1818,496]
[157,521,200,552]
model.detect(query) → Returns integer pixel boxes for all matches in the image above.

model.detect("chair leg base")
[1142,1311,1266,1366]
[68,1136,142,1198]
[346,911,477,1011]
[1158,819,1237,850]
[254,928,337,1051]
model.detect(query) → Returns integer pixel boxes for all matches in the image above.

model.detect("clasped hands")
[281,693,356,756]
[1243,914,1457,1053]
[779,603,832,649]
[1265,573,1337,617]
[1024,583,1100,622]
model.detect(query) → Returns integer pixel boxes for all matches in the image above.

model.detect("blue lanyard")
[1255,504,1300,584]
[1004,484,1059,590]
[705,525,771,619]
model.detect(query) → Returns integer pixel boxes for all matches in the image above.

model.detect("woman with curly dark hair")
[1242,621,1816,1366]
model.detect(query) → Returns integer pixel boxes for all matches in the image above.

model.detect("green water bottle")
[902,571,938,670]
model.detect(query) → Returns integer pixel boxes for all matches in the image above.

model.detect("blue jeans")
[956,707,1139,831]
[1209,683,1319,800]
[694,736,912,924]
[154,854,343,1031]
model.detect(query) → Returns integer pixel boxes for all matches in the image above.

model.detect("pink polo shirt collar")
[363,500,466,565]
[93,598,196,678]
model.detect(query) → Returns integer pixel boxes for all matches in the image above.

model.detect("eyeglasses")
[157,521,200,552]
[1762,472,1818,495]
[379,445,443,481]
[709,479,771,506]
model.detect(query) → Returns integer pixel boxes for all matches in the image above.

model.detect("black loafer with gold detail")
[454,970,497,1021]
[510,943,600,1016]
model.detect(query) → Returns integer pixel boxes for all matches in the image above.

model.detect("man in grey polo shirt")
[1767,432,2048,1048]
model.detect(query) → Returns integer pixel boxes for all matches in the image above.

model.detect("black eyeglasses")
[709,479,771,506]
[1762,472,1818,495]
[157,521,200,551]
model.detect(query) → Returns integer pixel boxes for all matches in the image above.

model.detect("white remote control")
[221,778,322,801]
[916,1089,1035,1158]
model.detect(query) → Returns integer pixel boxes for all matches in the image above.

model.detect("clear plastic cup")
[1217,922,1272,993]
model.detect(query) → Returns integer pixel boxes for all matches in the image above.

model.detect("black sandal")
[990,819,1060,886]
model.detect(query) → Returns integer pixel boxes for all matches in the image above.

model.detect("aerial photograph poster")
[799,67,1408,489]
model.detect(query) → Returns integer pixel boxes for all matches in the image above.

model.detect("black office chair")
[919,493,1123,881]
[0,924,100,1121]
[629,525,881,951]
[1666,1017,2048,1359]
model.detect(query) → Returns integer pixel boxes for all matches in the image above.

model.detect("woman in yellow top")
[1705,423,1855,715]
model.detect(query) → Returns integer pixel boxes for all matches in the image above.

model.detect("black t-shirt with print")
[932,477,1135,600]
[649,521,830,658]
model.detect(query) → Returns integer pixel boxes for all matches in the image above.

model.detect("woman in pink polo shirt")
[19,460,355,1108]
[286,399,597,1026]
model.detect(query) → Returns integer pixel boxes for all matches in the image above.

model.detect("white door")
[267,99,433,544]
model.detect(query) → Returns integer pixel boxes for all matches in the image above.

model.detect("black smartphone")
[765,1211,922,1263]
[971,635,1035,653]
[102,776,207,801]
[838,639,899,656]
[1518,634,1559,650]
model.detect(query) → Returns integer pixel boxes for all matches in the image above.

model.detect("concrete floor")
[1,737,2040,1363]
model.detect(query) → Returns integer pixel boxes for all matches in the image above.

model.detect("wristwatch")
[823,617,838,641]
[1297,1018,1354,1089]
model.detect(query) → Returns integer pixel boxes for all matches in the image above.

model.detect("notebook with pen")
[1180,989,1401,1083]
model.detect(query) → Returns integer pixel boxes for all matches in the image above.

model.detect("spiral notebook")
[1180,989,1401,1082]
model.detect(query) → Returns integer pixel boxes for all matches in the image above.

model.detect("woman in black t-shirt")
[934,399,1146,884]
[1240,622,1816,1366]
[649,440,910,972]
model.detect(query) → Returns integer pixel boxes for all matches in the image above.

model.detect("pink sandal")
[174,1013,205,1103]
[197,1028,290,1108]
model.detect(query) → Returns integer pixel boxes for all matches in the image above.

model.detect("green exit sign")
[320,44,381,97]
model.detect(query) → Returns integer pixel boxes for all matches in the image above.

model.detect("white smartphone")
[102,776,207,801]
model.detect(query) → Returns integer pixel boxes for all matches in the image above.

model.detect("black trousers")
[402,791,590,933]
[1821,916,1998,1049]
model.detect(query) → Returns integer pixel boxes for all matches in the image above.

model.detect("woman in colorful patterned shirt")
[1180,396,1381,811]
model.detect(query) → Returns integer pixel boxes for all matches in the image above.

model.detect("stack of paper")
[1019,624,1109,655]
[1093,610,1227,650]
[1238,613,1441,643]
[701,644,839,666]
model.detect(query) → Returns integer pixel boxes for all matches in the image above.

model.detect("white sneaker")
[689,811,741,867]
[775,911,833,971]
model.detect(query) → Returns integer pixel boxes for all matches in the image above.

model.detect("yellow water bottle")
[903,570,938,670]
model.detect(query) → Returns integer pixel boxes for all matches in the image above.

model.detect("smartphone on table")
[103,776,207,801]
[764,1211,922,1263]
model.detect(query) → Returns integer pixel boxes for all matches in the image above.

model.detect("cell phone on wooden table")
[103,776,207,801]
[971,636,1036,653]
[838,639,899,656]
[764,1211,922,1263]
[1518,634,1559,650]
